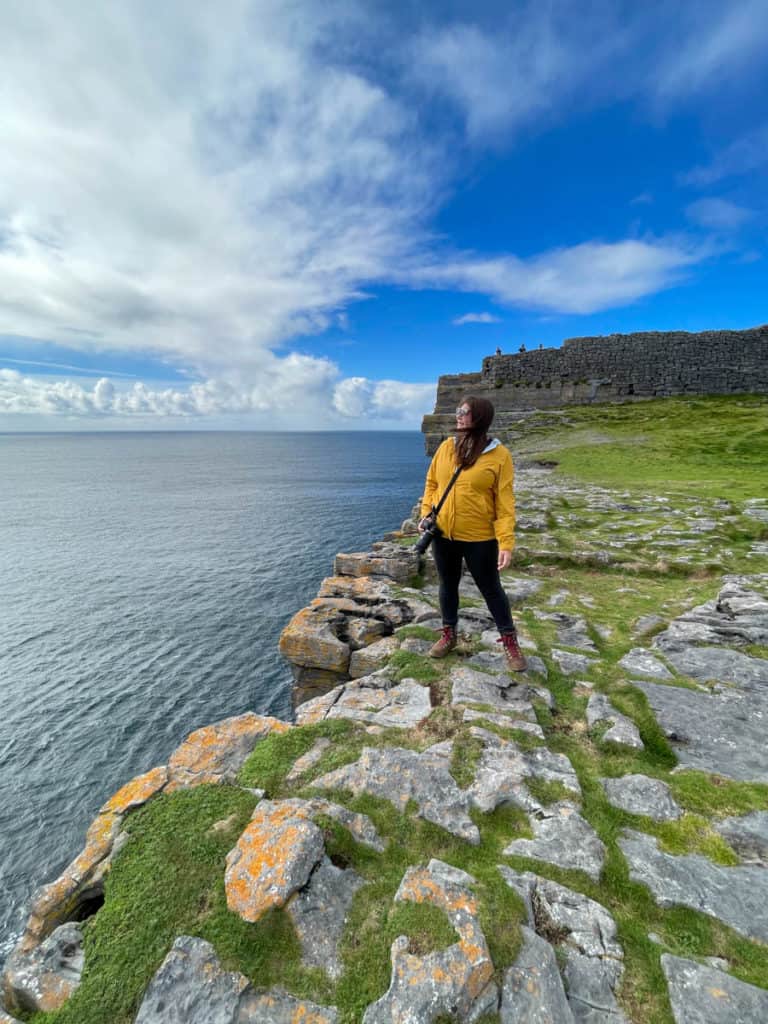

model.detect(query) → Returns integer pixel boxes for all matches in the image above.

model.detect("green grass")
[515,395,768,502]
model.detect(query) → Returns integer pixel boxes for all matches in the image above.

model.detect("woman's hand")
[497,548,512,570]
[418,517,431,533]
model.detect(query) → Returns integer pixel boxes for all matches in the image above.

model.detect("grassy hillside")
[508,394,768,501]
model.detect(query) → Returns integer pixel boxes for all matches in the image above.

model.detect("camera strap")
[432,465,462,516]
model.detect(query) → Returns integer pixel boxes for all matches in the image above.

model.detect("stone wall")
[422,325,768,452]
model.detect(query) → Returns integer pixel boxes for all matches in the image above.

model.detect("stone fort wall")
[421,325,768,452]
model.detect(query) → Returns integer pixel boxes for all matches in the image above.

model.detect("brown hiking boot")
[498,631,527,672]
[429,625,457,658]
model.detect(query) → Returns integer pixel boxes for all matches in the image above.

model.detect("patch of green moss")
[450,731,485,788]
[388,649,442,683]
[238,720,355,796]
[525,778,573,805]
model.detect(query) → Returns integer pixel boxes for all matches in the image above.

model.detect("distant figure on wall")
[519,343,527,353]
[418,396,527,673]
[495,346,502,356]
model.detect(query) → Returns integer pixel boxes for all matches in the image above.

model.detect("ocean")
[0,430,427,963]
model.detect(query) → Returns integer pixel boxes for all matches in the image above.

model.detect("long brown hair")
[455,395,495,468]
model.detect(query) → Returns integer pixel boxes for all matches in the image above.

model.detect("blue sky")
[1,0,766,429]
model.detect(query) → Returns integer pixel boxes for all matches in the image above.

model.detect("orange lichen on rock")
[100,765,168,815]
[167,712,289,791]
[278,606,351,673]
[225,802,325,923]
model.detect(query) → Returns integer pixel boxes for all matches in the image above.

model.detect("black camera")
[415,512,442,555]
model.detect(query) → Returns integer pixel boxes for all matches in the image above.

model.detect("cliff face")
[423,324,768,453]
[4,397,768,1024]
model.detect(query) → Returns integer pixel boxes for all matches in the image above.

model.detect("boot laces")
[498,632,521,653]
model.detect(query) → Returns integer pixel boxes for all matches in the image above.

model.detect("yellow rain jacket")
[420,437,516,551]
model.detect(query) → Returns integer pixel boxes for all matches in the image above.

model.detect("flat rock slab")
[619,829,768,942]
[134,936,338,1024]
[552,649,598,676]
[586,694,644,750]
[468,727,581,813]
[450,666,539,719]
[296,673,431,729]
[349,635,400,678]
[634,679,768,782]
[714,811,768,865]
[286,857,363,979]
[462,708,545,739]
[499,868,625,1023]
[661,954,768,1024]
[617,649,673,680]
[363,860,497,1024]
[225,802,325,922]
[504,802,606,881]
[167,713,290,790]
[534,612,596,652]
[500,925,574,1023]
[312,744,480,844]
[134,937,248,1024]
[600,775,682,822]
[251,796,386,852]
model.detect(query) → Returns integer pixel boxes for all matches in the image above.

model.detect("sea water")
[0,430,427,962]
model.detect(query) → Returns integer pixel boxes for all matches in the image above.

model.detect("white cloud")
[683,123,768,185]
[0,1,436,383]
[653,1,768,99]
[0,365,435,427]
[406,238,707,315]
[452,313,502,325]
[685,198,754,231]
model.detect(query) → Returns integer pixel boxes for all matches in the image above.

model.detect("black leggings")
[432,535,515,634]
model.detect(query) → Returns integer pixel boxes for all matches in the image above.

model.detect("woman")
[418,395,526,671]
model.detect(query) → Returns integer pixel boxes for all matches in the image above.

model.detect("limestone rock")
[285,738,332,783]
[2,922,83,1015]
[296,672,431,729]
[238,989,339,1022]
[251,796,386,852]
[335,543,420,583]
[317,575,415,627]
[714,811,768,865]
[99,764,168,814]
[586,694,643,750]
[349,635,400,678]
[600,775,682,822]
[312,744,480,844]
[468,728,581,814]
[653,577,768,650]
[134,936,339,1023]
[450,666,540,719]
[225,801,325,922]
[534,612,596,652]
[0,1010,22,1024]
[633,614,666,638]
[279,605,351,673]
[634,679,768,782]
[462,708,545,739]
[619,828,768,942]
[503,803,606,881]
[134,936,249,1024]
[287,857,363,979]
[500,925,575,1023]
[552,649,597,676]
[498,868,626,1023]
[661,953,768,1024]
[363,860,497,1023]
[167,713,289,791]
[617,649,673,680]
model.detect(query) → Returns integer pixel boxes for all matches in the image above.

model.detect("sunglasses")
[455,407,471,417]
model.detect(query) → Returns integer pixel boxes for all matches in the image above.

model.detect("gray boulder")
[286,857,363,979]
[600,775,682,822]
[312,744,480,844]
[661,953,768,1024]
[586,694,643,750]
[296,673,431,729]
[503,803,606,881]
[467,727,581,814]
[552,649,598,676]
[714,811,768,865]
[500,925,574,1023]
[2,922,83,1015]
[619,829,768,942]
[617,649,673,680]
